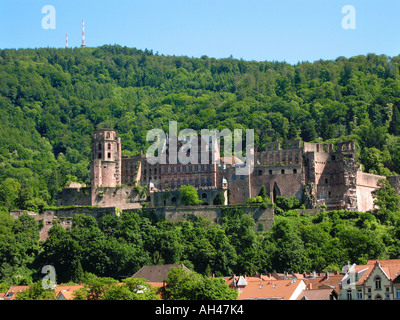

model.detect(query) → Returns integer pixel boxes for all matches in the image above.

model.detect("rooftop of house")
[342,259,400,286]
[237,278,305,300]
[297,288,335,300]
[2,285,29,300]
[131,264,190,283]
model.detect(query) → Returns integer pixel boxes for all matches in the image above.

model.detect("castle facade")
[59,128,397,212]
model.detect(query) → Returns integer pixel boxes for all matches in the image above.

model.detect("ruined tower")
[90,129,121,187]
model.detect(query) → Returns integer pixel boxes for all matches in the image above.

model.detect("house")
[227,275,306,300]
[56,284,84,300]
[2,285,29,300]
[297,288,336,300]
[339,259,400,300]
[131,264,190,283]
[300,272,343,300]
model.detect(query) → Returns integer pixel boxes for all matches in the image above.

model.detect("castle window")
[98,143,102,150]
[108,153,111,159]
[171,196,177,203]
[207,165,210,171]
[98,153,102,159]
[201,165,205,171]
[325,178,328,184]
[183,166,187,172]
[328,191,331,196]
[164,167,168,173]
[108,143,111,150]
[258,170,262,176]
[281,169,285,174]
[177,166,180,172]
[293,169,297,174]
[189,166,192,172]
[232,175,236,181]
[269,170,273,175]
[195,165,199,171]
[331,155,336,161]
[202,193,207,199]
[207,178,211,186]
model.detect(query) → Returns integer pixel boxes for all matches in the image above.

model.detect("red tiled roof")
[302,274,343,294]
[3,286,29,300]
[237,279,305,300]
[297,289,334,300]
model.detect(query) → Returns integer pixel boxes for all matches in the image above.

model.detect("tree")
[179,185,202,206]
[160,267,237,300]
[213,192,225,205]
[14,281,56,300]
[102,278,160,300]
[73,276,118,300]
[0,178,21,210]
[372,179,400,223]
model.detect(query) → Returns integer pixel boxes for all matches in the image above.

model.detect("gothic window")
[98,143,102,150]
[108,143,111,150]
[107,153,111,159]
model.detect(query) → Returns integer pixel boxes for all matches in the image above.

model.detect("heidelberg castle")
[57,128,400,212]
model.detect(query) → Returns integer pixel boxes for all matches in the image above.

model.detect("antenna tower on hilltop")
[81,19,86,48]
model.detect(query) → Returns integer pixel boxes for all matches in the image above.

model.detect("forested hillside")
[1,45,400,210]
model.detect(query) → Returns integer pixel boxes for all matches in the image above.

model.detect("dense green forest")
[1,46,400,210]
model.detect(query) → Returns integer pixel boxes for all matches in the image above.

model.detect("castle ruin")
[57,129,399,213]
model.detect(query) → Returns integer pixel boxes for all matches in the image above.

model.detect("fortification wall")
[91,186,142,209]
[356,171,385,212]
[387,176,400,195]
[150,188,226,207]
[56,187,92,206]
[139,205,274,231]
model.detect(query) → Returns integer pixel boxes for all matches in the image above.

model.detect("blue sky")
[0,0,399,64]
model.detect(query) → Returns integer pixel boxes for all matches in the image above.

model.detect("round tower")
[90,129,121,187]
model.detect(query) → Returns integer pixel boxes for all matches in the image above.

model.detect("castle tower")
[90,129,121,187]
